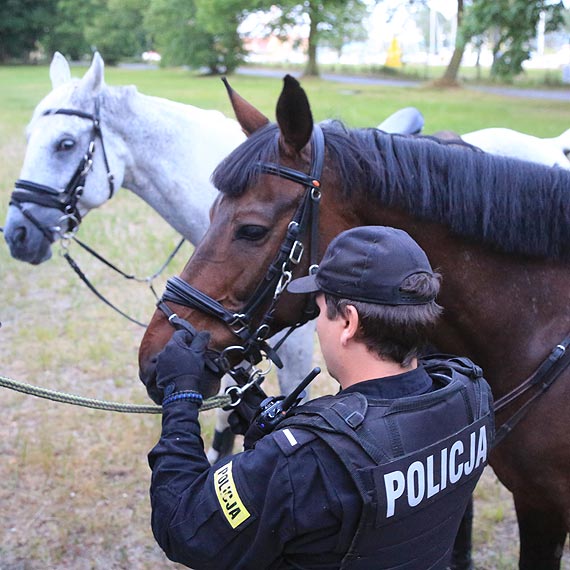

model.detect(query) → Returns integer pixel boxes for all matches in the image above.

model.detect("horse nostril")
[13,226,27,245]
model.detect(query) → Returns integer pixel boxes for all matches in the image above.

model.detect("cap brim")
[287,274,320,294]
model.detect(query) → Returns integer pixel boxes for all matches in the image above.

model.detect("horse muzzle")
[3,206,53,265]
[138,353,163,405]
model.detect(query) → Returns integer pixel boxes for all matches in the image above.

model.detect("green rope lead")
[0,374,232,413]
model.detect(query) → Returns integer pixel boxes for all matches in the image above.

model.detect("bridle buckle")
[229,313,248,335]
[289,240,304,265]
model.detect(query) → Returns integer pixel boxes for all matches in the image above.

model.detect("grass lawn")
[1,62,570,569]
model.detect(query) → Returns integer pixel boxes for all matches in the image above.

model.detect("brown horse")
[139,76,570,569]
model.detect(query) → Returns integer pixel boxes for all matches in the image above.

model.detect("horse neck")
[354,206,570,397]
[102,87,245,244]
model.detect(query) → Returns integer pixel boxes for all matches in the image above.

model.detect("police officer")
[148,225,494,570]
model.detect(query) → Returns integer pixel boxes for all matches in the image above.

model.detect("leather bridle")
[10,98,115,241]
[8,99,187,328]
[157,124,325,372]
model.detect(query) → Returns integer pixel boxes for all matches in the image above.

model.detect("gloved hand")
[228,386,281,450]
[227,383,267,435]
[155,330,222,405]
[243,421,269,450]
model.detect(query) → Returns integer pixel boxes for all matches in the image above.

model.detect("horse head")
[4,51,126,264]
[138,76,353,398]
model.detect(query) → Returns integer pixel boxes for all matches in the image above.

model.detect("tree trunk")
[439,42,465,85]
[475,42,481,80]
[303,2,319,77]
[490,43,502,77]
[436,0,464,86]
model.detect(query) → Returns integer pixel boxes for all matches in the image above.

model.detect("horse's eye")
[56,138,76,152]
[236,225,269,241]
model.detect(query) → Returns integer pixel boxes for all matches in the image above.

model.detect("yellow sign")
[214,461,251,529]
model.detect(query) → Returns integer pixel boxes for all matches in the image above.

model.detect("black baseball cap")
[287,226,435,305]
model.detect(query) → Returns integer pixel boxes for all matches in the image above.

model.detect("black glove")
[155,330,221,405]
[228,387,282,450]
[243,421,269,450]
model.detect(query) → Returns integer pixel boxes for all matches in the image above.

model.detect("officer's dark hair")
[324,272,443,367]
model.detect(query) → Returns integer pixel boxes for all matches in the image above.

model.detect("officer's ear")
[340,305,360,346]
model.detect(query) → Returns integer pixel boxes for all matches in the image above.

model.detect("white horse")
[3,52,317,462]
[461,127,570,169]
[4,52,241,261]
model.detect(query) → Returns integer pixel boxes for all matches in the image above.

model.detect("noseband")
[158,124,325,371]
[10,98,115,241]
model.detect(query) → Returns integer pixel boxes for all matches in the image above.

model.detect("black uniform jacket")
[149,367,435,570]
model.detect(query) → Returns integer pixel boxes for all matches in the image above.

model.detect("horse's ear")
[49,52,71,89]
[80,51,105,95]
[276,75,314,153]
[222,77,269,136]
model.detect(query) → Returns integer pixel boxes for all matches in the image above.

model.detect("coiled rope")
[0,374,231,413]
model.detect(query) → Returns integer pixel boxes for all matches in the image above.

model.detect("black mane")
[212,121,570,260]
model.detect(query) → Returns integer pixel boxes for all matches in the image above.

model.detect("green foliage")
[197,0,372,76]
[195,0,245,74]
[0,0,58,62]
[462,0,566,79]
[247,0,369,38]
[255,0,372,75]
[0,0,149,64]
[85,0,150,65]
[306,0,370,55]
[145,0,244,74]
[41,0,99,61]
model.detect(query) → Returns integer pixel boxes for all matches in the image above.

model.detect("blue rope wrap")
[162,390,203,407]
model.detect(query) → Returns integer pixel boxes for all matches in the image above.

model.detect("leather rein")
[492,332,570,445]
[11,98,115,240]
[157,124,325,374]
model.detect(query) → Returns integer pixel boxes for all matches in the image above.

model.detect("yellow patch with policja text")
[214,461,251,529]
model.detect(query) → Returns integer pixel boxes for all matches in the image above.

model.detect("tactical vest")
[280,356,494,570]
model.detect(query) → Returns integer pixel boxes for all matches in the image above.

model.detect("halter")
[157,124,325,372]
[10,98,115,240]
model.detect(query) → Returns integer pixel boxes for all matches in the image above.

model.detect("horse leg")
[515,499,567,570]
[449,497,474,570]
[206,375,236,464]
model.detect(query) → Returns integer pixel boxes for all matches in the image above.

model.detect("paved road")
[469,85,570,101]
[237,67,570,101]
[237,66,420,89]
